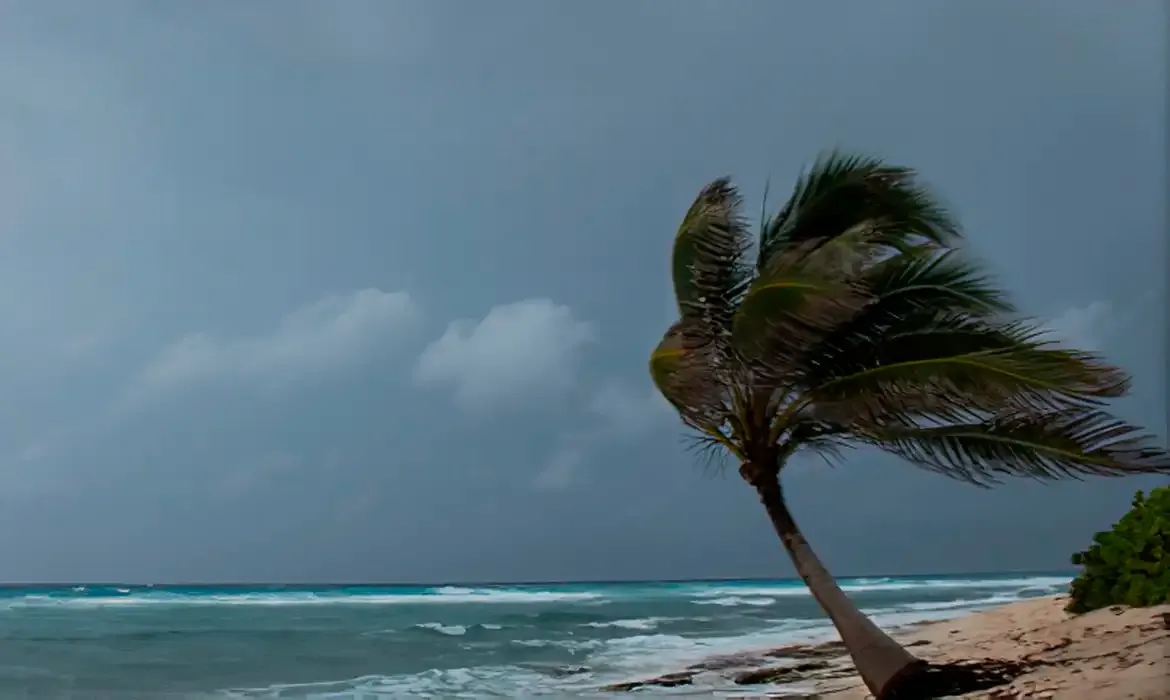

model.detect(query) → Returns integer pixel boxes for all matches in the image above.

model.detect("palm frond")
[793,248,1016,396]
[672,178,754,348]
[757,150,960,271]
[731,238,870,381]
[649,319,731,433]
[792,425,855,470]
[683,432,733,476]
[863,247,1014,316]
[795,313,1130,430]
[859,409,1170,486]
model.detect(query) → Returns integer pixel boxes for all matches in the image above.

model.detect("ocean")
[0,574,1070,699]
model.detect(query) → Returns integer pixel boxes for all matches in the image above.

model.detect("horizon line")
[0,568,1076,589]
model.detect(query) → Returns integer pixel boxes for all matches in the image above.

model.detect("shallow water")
[0,574,1070,698]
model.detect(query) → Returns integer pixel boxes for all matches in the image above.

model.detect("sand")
[602,596,1170,699]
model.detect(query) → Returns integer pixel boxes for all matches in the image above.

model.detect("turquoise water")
[0,573,1071,698]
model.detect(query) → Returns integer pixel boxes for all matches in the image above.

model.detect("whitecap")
[893,594,1024,613]
[692,596,775,607]
[429,586,603,604]
[512,638,603,652]
[685,574,1070,600]
[413,622,467,636]
[1,586,604,610]
[583,625,824,683]
[216,666,569,699]
[584,617,667,631]
[843,575,1071,594]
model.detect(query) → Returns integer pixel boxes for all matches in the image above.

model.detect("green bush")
[1066,486,1170,614]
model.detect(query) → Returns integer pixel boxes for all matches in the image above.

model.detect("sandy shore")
[602,595,1170,699]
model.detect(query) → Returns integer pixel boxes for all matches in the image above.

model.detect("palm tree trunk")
[754,475,925,700]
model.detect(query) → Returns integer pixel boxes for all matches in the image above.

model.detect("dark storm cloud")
[0,0,1162,583]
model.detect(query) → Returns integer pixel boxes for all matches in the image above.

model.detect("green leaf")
[672,178,753,345]
[1067,486,1170,613]
[797,314,1131,427]
[731,237,869,380]
[757,150,961,271]
[858,409,1170,487]
[791,247,1018,401]
[862,247,1014,316]
[649,320,729,432]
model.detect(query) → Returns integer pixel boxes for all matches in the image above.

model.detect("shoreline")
[601,595,1170,698]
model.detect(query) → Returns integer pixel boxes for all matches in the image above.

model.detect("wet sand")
[602,595,1170,699]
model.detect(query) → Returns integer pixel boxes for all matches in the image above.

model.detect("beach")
[606,595,1170,699]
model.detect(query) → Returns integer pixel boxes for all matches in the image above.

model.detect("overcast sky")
[0,1,1164,584]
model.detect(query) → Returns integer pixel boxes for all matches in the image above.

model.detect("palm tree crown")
[651,152,1168,487]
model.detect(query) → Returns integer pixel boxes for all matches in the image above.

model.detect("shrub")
[1066,486,1170,614]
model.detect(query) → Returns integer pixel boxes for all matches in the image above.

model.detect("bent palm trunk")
[755,476,925,699]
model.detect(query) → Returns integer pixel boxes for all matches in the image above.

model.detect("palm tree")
[649,152,1170,700]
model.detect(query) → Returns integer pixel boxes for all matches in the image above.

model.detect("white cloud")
[415,298,597,412]
[1043,300,1112,351]
[127,288,420,403]
[533,444,584,491]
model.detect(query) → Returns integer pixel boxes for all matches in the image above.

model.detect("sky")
[0,1,1164,584]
